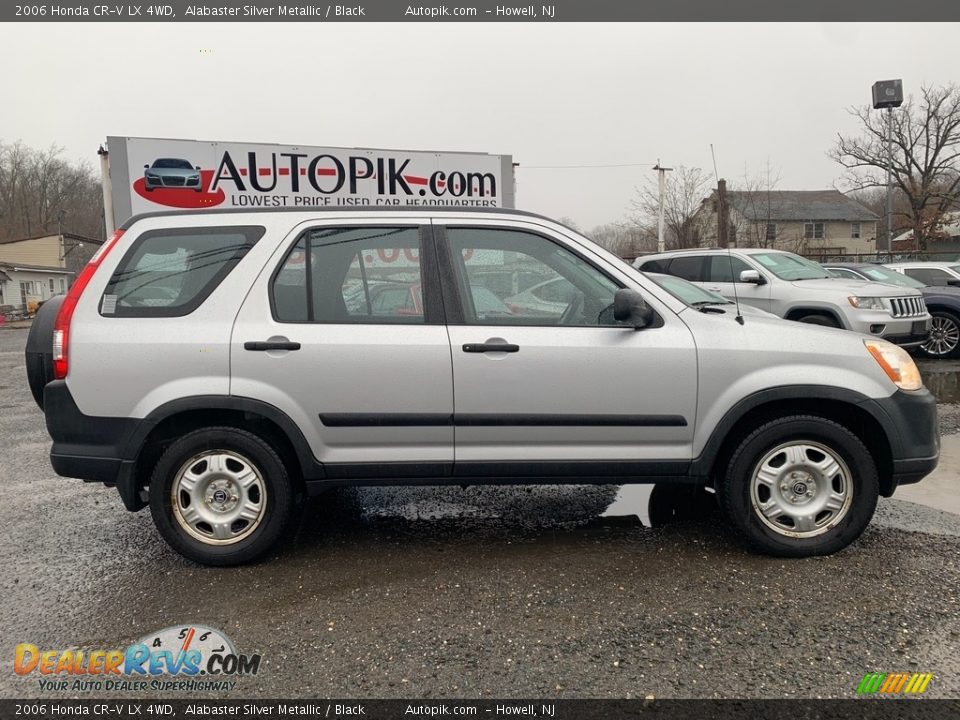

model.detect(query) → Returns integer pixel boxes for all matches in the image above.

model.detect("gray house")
[693,189,880,254]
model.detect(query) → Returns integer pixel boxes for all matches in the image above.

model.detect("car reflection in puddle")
[310,483,718,532]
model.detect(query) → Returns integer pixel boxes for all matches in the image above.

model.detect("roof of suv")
[635,247,797,264]
[119,205,560,231]
[885,261,960,269]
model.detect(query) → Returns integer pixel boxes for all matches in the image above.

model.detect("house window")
[765,223,777,242]
[59,278,66,293]
[851,222,861,239]
[49,278,55,294]
[804,222,825,240]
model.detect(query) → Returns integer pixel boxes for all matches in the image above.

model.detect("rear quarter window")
[100,226,264,317]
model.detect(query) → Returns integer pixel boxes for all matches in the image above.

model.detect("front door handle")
[462,342,519,353]
[244,340,301,351]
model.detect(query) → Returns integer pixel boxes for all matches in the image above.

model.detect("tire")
[149,427,294,566]
[718,416,878,557]
[796,313,840,328]
[25,295,63,410]
[919,310,960,359]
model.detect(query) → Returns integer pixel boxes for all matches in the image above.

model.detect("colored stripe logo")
[857,672,933,694]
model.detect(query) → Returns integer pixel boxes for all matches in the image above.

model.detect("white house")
[0,262,74,315]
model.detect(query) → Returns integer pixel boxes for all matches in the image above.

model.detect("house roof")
[0,270,10,283]
[893,211,960,242]
[719,190,880,222]
[0,232,103,246]
[0,261,75,274]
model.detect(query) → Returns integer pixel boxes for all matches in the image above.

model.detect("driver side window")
[445,227,621,326]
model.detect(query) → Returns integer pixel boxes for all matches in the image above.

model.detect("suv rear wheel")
[719,416,878,557]
[149,427,294,565]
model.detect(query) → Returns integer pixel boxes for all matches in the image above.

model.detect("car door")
[231,218,454,476]
[437,220,698,475]
[702,255,773,312]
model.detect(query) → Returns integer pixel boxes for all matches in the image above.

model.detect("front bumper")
[863,388,940,491]
[850,314,932,347]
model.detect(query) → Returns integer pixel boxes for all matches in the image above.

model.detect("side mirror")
[947,279,960,287]
[613,289,654,329]
[740,269,765,285]
[195,166,201,171]
[143,164,150,169]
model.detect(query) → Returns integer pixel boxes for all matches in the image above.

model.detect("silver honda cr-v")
[26,208,939,565]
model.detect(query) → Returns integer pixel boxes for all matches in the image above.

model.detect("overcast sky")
[3,22,959,228]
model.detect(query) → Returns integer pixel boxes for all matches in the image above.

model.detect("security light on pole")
[872,79,903,253]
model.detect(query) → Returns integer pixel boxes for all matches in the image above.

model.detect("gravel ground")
[2,328,959,700]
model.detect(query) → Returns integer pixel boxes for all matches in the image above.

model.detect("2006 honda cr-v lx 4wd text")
[25,208,939,565]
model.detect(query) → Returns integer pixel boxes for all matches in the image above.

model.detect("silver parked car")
[885,260,960,288]
[636,248,931,347]
[26,209,938,565]
[143,158,203,191]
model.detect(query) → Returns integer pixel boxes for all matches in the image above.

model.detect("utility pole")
[653,160,672,252]
[717,178,729,248]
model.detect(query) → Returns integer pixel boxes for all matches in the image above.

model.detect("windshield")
[750,252,832,280]
[852,265,926,288]
[152,158,194,169]
[646,273,729,306]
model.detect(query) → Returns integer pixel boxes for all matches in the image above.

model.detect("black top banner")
[4,0,960,21]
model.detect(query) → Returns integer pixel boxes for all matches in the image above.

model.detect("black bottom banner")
[1,700,959,720]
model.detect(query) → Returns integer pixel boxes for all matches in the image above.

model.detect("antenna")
[710,144,744,325]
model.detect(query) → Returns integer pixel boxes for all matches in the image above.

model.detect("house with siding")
[0,232,102,313]
[692,189,879,254]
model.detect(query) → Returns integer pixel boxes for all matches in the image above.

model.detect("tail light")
[52,229,125,379]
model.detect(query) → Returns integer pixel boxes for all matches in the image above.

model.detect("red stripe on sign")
[404,175,428,185]
[315,168,336,176]
[239,169,248,176]
[278,168,290,176]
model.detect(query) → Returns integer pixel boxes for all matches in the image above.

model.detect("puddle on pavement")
[313,483,719,533]
[922,368,960,404]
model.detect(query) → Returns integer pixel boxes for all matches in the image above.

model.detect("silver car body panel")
[66,211,902,469]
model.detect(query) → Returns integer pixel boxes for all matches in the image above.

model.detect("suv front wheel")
[719,416,879,557]
[149,427,294,565]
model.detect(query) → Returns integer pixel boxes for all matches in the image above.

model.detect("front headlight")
[864,339,923,391]
[848,296,886,310]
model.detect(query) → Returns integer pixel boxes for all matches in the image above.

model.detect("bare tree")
[831,84,960,250]
[586,222,653,258]
[0,140,104,242]
[630,165,712,250]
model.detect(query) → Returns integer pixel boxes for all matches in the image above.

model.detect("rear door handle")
[244,340,301,351]
[462,342,519,353]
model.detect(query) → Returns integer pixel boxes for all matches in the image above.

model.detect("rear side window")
[667,256,706,281]
[271,226,425,324]
[100,226,264,317]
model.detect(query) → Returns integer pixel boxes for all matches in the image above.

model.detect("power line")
[519,162,658,169]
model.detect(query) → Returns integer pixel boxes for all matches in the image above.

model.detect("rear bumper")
[44,381,147,510]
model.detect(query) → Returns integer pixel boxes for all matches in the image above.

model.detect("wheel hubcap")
[921,316,960,356]
[750,441,853,538]
[171,450,266,545]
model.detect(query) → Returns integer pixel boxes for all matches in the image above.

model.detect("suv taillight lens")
[52,229,125,379]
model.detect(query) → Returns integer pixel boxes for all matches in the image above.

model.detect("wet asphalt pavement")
[1,328,959,699]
